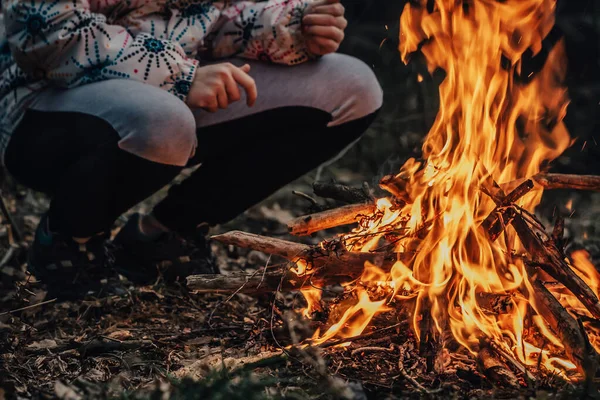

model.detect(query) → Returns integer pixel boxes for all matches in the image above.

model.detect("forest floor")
[1,107,600,399]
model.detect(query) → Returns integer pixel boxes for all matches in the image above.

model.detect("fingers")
[303,25,345,43]
[216,86,228,109]
[239,64,251,73]
[192,63,257,112]
[224,74,241,104]
[231,64,257,107]
[303,0,346,56]
[302,14,347,29]
[307,37,339,56]
[201,97,218,113]
[307,0,342,11]
[307,2,345,17]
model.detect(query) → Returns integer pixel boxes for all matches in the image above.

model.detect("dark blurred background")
[333,0,600,179]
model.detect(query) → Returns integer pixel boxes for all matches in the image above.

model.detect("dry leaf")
[27,339,58,350]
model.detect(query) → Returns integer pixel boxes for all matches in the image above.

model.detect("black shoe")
[28,214,111,299]
[110,213,218,285]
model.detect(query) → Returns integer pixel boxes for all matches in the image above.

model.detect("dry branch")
[530,277,599,380]
[477,345,521,389]
[189,231,408,293]
[211,231,310,259]
[532,173,600,191]
[187,271,341,294]
[481,180,534,241]
[379,174,410,202]
[287,203,376,236]
[512,215,600,320]
[499,173,600,192]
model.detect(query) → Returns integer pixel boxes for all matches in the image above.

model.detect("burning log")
[511,215,600,321]
[188,231,408,293]
[287,203,376,236]
[477,345,521,389]
[481,180,534,241]
[529,276,599,381]
[476,292,515,315]
[418,304,446,373]
[211,231,399,270]
[379,174,410,202]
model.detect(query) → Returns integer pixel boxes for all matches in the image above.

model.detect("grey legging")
[5,54,383,236]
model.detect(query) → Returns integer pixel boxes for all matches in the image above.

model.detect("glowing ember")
[296,0,600,379]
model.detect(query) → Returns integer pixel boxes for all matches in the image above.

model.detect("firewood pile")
[188,175,600,392]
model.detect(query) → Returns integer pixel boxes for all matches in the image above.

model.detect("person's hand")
[302,0,347,56]
[186,63,257,112]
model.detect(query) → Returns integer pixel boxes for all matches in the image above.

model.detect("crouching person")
[0,0,383,298]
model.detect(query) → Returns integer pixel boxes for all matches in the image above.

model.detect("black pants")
[4,107,378,237]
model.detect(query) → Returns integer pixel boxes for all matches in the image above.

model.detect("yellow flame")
[296,0,597,379]
[309,291,389,346]
[300,287,323,319]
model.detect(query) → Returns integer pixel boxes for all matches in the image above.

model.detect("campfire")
[189,0,600,390]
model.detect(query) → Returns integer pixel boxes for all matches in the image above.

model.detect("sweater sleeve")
[206,0,316,65]
[3,0,198,101]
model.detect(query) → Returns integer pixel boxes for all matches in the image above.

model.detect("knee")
[322,54,383,126]
[117,94,197,167]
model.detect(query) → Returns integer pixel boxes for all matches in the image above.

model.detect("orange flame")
[295,0,599,379]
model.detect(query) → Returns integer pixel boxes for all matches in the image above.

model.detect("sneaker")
[28,214,111,299]
[109,213,218,285]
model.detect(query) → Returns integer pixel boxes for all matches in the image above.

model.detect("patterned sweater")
[0,0,314,162]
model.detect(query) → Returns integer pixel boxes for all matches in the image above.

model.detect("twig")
[287,203,376,236]
[487,339,536,382]
[350,346,393,356]
[0,298,57,316]
[256,255,272,290]
[292,190,318,205]
[397,344,442,394]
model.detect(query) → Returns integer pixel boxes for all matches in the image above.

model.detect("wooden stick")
[476,292,515,315]
[501,173,600,192]
[379,174,410,202]
[212,230,400,268]
[512,215,600,320]
[287,203,376,236]
[187,271,347,294]
[530,277,599,380]
[211,231,310,260]
[533,173,600,191]
[190,231,409,293]
[477,345,521,389]
[481,180,534,241]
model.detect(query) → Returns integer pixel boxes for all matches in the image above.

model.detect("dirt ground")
[1,138,600,399]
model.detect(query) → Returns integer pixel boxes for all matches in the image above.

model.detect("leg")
[4,80,201,294]
[7,79,197,237]
[153,53,383,233]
